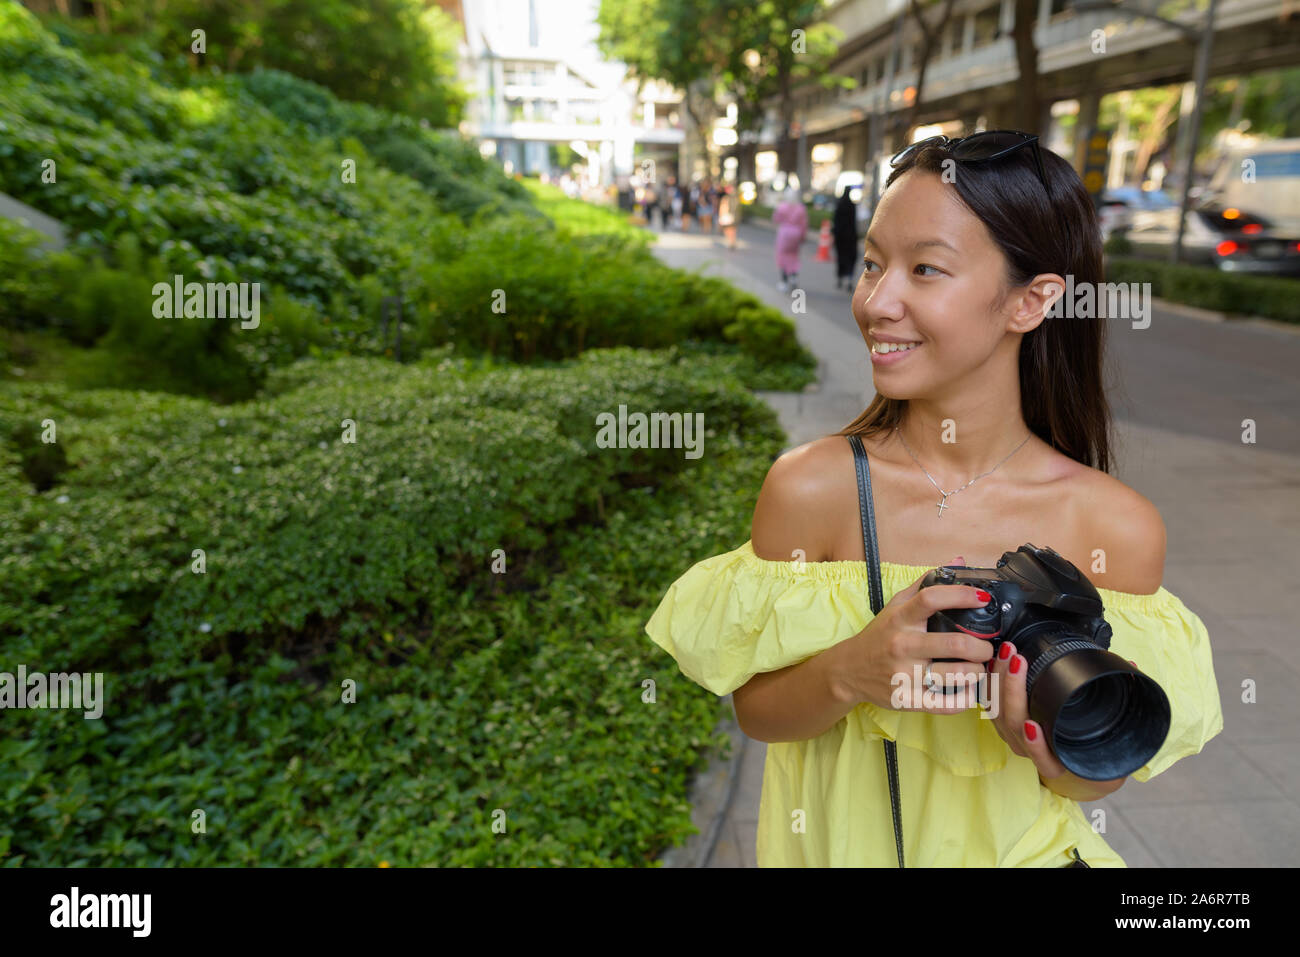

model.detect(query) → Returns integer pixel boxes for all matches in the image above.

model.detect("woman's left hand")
[983,641,1069,781]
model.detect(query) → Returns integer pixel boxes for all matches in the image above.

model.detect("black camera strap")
[847,433,904,868]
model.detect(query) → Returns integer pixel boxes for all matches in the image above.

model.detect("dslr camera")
[919,543,1170,781]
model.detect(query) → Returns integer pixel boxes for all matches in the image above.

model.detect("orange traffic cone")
[816,220,831,261]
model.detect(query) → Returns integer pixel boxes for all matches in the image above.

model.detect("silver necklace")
[895,426,1032,518]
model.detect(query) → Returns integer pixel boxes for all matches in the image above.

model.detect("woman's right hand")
[831,556,997,713]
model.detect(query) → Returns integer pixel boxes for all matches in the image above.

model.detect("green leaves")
[1,24,815,397]
[0,9,817,868]
[0,349,786,865]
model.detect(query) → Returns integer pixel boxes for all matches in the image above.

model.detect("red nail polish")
[1024,721,1037,741]
[1010,655,1023,675]
[976,589,992,602]
[998,642,1012,660]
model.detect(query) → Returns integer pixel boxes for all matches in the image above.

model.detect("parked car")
[1113,203,1300,277]
[1097,187,1177,240]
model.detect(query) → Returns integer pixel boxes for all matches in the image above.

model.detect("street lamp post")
[1174,0,1219,266]
[1071,0,1220,265]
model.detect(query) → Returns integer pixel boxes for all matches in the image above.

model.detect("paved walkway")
[649,219,1300,868]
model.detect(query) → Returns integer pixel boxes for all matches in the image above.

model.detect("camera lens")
[1054,675,1130,745]
[1025,639,1171,780]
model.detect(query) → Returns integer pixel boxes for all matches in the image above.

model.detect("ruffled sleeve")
[643,543,1011,776]
[644,541,1224,783]
[644,541,864,697]
[1094,586,1224,782]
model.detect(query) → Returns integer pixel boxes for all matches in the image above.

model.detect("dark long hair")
[838,136,1113,474]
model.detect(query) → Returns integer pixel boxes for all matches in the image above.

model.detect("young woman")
[773,186,807,291]
[717,186,738,249]
[645,131,1223,867]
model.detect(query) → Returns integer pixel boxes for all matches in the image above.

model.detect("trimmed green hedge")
[519,179,650,242]
[0,348,782,866]
[1105,255,1300,324]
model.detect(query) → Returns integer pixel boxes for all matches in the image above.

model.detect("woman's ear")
[1007,274,1066,334]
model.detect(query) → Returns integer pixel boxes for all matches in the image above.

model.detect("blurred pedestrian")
[697,179,715,233]
[773,186,808,291]
[669,179,683,229]
[832,184,859,292]
[718,186,737,249]
[642,181,657,228]
[682,181,697,232]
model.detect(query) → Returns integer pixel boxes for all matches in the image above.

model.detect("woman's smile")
[869,337,924,365]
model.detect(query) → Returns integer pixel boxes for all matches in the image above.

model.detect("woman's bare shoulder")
[1059,457,1168,595]
[750,434,858,562]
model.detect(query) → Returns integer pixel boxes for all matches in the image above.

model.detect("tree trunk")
[681,87,711,179]
[778,57,797,175]
[1012,0,1041,134]
[736,140,757,184]
[903,0,957,138]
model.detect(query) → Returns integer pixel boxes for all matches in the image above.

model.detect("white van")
[1203,138,1300,234]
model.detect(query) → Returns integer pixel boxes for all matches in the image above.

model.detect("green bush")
[1103,232,1133,256]
[0,219,82,328]
[0,348,784,865]
[520,179,649,242]
[725,305,807,365]
[416,213,816,380]
[240,69,537,224]
[1105,256,1300,323]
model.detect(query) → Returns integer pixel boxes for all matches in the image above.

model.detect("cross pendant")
[936,495,950,518]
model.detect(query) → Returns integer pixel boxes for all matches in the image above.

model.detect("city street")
[649,218,1300,868]
[651,218,1300,456]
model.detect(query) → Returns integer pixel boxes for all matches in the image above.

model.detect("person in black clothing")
[832,184,859,292]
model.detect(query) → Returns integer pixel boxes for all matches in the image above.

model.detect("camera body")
[917,543,1170,781]
[920,542,1113,676]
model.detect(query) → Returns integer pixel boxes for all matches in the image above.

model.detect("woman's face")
[850,169,1025,399]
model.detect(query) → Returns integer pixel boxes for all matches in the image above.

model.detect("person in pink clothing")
[773,186,808,291]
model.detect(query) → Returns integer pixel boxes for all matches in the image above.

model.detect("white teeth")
[873,341,920,354]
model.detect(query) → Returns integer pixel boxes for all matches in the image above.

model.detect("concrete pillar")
[840,119,869,177]
[797,126,811,194]
[1073,90,1101,174]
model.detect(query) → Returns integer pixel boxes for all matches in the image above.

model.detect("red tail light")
[1216,240,1239,256]
[1242,223,1263,234]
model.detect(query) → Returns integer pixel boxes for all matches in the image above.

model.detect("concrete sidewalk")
[650,222,1300,868]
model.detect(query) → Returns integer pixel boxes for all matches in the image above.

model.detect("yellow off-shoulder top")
[645,539,1224,867]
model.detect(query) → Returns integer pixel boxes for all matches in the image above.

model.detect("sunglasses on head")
[890,129,1049,193]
